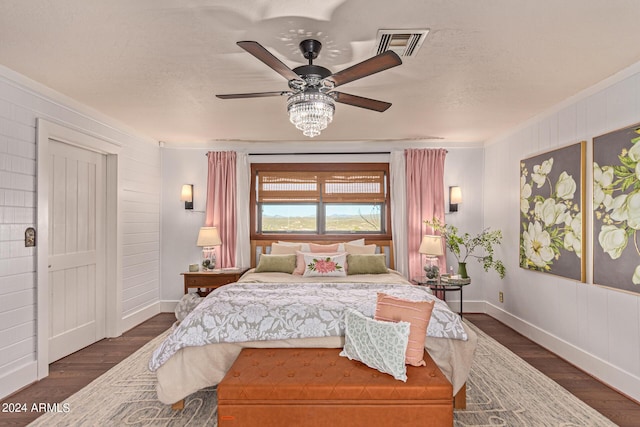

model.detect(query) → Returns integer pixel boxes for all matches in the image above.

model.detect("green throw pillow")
[347,254,388,275]
[254,254,297,274]
[340,308,410,381]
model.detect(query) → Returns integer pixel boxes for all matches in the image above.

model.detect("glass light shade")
[450,186,462,204]
[180,184,193,202]
[287,92,335,138]
[196,227,222,247]
[419,235,444,256]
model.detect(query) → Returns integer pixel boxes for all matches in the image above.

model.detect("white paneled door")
[48,140,106,363]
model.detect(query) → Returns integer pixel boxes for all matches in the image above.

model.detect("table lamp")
[196,227,222,270]
[419,235,443,279]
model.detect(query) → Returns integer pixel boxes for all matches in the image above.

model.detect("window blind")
[257,170,386,203]
[257,172,321,202]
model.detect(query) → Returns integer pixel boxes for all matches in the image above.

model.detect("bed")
[150,239,477,408]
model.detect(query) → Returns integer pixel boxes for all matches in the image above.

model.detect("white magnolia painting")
[593,123,640,294]
[519,142,586,281]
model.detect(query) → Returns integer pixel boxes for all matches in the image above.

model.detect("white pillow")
[340,308,410,381]
[302,253,347,277]
[337,238,366,251]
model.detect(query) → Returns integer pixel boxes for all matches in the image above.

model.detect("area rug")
[28,321,616,426]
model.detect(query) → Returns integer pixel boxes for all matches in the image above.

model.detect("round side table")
[412,275,470,317]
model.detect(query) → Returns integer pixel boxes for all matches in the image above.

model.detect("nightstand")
[181,267,249,297]
[413,275,470,317]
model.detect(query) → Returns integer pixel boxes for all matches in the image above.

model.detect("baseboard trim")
[483,302,640,403]
[160,300,179,313]
[121,302,161,334]
[457,300,485,314]
[0,361,37,401]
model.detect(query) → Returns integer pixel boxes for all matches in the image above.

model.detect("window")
[251,163,390,238]
[261,204,317,232]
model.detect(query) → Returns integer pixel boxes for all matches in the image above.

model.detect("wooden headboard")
[250,239,395,270]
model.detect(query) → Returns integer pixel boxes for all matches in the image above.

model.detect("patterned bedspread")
[149,282,468,372]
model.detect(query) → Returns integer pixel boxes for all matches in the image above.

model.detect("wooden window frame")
[250,163,392,241]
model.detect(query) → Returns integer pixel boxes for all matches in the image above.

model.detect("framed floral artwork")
[593,123,640,294]
[520,142,586,281]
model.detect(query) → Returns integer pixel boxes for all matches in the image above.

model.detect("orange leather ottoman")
[218,348,453,427]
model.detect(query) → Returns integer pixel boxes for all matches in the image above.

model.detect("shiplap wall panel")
[124,289,159,314]
[0,68,160,399]
[0,305,32,331]
[0,322,33,353]
[484,64,640,401]
[0,338,33,370]
[120,136,160,316]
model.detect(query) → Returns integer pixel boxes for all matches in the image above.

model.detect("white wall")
[442,147,487,305]
[159,142,486,306]
[160,147,211,303]
[484,62,640,402]
[0,66,161,399]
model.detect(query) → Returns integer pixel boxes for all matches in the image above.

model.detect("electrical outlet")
[499,292,504,303]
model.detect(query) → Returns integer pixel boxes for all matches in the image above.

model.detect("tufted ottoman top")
[218,347,452,402]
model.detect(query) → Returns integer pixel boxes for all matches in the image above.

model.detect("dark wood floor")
[1,313,639,426]
[0,313,176,426]
[464,313,640,427]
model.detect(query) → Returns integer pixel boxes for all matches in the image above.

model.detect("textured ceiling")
[1,0,640,144]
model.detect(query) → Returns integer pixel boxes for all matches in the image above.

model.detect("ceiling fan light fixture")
[217,39,402,138]
[287,91,335,138]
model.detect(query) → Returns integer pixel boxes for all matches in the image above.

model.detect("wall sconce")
[449,186,462,212]
[181,184,193,210]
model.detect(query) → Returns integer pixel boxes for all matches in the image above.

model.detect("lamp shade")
[450,186,462,204]
[196,227,222,247]
[180,184,193,202]
[419,235,444,256]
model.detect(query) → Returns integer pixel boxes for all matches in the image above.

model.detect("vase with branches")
[424,217,506,279]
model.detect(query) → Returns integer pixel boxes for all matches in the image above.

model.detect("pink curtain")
[205,151,236,268]
[405,148,447,280]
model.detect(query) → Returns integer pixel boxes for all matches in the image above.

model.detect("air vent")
[375,29,429,57]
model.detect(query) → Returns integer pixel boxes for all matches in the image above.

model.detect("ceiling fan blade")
[332,91,392,112]
[216,91,291,99]
[326,51,402,88]
[237,41,300,81]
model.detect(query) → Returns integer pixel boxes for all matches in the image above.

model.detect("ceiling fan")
[216,39,402,137]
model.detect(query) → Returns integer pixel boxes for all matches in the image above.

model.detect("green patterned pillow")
[254,254,297,273]
[339,308,410,381]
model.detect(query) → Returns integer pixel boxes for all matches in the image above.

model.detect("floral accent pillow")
[294,251,345,275]
[340,308,410,381]
[303,253,347,277]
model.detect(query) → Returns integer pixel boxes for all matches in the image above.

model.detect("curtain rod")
[204,149,448,156]
[250,151,393,156]
[205,151,392,156]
